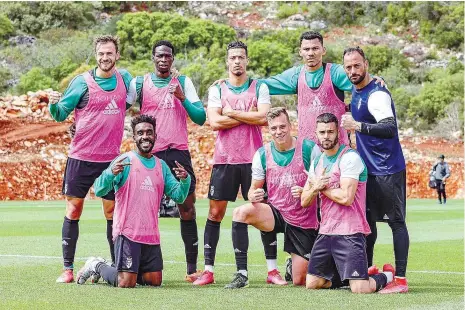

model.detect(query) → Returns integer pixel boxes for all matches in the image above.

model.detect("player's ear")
[115,51,120,61]
[322,46,327,56]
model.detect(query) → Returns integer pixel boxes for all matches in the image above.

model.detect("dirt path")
[0,121,70,143]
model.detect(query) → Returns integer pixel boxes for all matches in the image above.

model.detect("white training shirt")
[367,91,394,122]
[307,151,365,181]
[207,83,271,108]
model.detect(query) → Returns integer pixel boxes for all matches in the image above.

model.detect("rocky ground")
[0,91,463,201]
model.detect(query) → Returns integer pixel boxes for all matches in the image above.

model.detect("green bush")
[247,40,293,77]
[2,2,97,35]
[0,14,14,43]
[0,67,13,94]
[276,2,301,19]
[17,67,58,93]
[116,12,236,60]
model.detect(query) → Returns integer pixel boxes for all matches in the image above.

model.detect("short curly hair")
[131,114,157,133]
[227,41,248,56]
[94,34,120,54]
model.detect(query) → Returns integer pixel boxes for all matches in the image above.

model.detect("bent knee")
[118,282,136,288]
[232,205,254,222]
[306,276,326,289]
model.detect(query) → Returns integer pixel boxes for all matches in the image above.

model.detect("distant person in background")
[430,155,451,204]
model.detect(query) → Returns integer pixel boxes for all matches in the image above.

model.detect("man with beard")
[193,41,272,286]
[126,40,206,282]
[48,35,133,283]
[341,47,409,294]
[76,114,191,288]
[303,113,394,294]
[224,107,321,289]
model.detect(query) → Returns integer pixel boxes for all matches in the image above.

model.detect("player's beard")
[98,59,116,72]
[136,138,154,154]
[321,135,339,150]
[350,71,366,85]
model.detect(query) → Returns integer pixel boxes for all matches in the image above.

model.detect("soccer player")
[341,47,409,293]
[193,41,271,286]
[303,113,394,294]
[76,114,191,288]
[224,107,321,289]
[430,154,451,204]
[48,35,133,283]
[126,40,206,282]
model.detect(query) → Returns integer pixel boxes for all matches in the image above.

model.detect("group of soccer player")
[48,30,409,294]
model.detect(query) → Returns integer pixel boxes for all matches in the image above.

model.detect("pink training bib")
[113,152,164,245]
[213,80,263,164]
[141,74,189,153]
[69,70,126,162]
[265,139,318,229]
[316,146,370,235]
[297,64,349,146]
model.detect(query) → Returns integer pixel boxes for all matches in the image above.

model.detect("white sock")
[266,259,277,272]
[238,270,248,277]
[205,265,214,273]
[382,271,393,283]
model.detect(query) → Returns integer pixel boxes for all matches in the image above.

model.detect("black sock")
[260,231,277,260]
[232,221,248,271]
[96,262,118,287]
[204,219,221,266]
[389,220,410,277]
[180,219,199,274]
[371,273,388,291]
[366,220,377,267]
[62,216,79,269]
[106,220,115,264]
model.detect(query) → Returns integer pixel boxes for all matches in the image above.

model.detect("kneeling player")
[303,113,393,293]
[76,115,191,288]
[225,107,321,289]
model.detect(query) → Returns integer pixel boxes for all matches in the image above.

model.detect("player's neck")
[228,73,248,87]
[274,136,295,152]
[304,61,323,72]
[324,144,340,157]
[136,150,153,159]
[95,68,114,78]
[155,69,171,79]
[355,75,372,90]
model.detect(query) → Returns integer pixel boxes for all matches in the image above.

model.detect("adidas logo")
[304,253,311,259]
[269,241,277,246]
[103,99,120,115]
[351,270,359,277]
[357,98,362,110]
[234,248,242,253]
[62,240,68,246]
[204,244,211,249]
[140,176,154,192]
[193,241,198,246]
[383,214,390,220]
[312,96,322,107]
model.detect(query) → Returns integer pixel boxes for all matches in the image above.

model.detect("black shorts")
[269,204,317,260]
[366,169,406,222]
[308,233,368,281]
[155,148,196,195]
[114,235,163,274]
[208,164,252,202]
[61,157,115,200]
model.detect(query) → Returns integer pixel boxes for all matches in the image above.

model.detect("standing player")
[303,113,394,294]
[48,35,133,283]
[341,47,409,293]
[76,115,191,288]
[224,107,320,289]
[430,155,451,204]
[193,41,271,286]
[126,40,206,281]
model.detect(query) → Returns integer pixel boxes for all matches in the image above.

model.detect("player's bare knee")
[293,276,306,286]
[208,207,226,222]
[118,280,136,288]
[349,281,369,294]
[306,275,326,289]
[232,205,252,223]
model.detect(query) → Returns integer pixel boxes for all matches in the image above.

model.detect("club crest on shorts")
[126,256,132,269]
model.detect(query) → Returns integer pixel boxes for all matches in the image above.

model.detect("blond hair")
[266,107,290,123]
[93,34,120,54]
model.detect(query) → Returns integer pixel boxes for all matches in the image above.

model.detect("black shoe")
[224,272,249,289]
[284,257,293,282]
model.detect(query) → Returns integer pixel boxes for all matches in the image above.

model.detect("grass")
[0,199,463,309]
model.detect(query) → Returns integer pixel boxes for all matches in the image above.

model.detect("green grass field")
[0,199,463,309]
